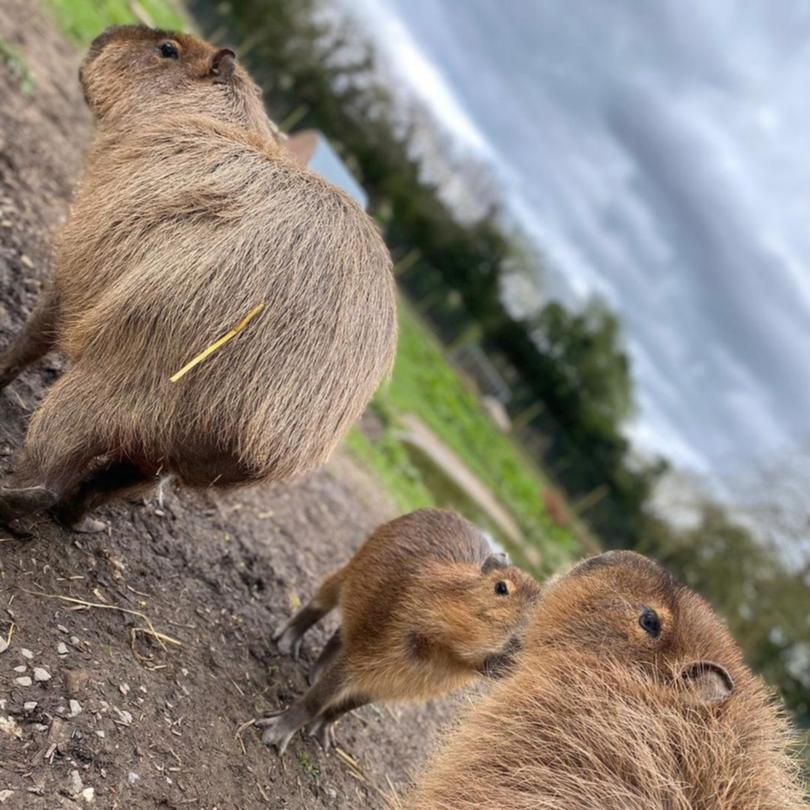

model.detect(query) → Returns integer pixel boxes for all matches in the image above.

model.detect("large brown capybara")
[410,551,807,810]
[0,26,397,531]
[258,509,539,753]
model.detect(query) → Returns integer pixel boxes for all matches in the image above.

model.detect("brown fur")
[258,509,540,753]
[0,26,397,526]
[410,551,807,809]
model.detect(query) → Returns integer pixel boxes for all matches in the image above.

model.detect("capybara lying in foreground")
[0,26,396,531]
[411,551,807,810]
[258,509,539,753]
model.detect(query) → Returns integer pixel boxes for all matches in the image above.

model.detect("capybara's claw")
[0,485,56,523]
[68,516,108,534]
[307,718,336,752]
[275,626,302,659]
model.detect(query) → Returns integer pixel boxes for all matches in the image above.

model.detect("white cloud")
[340,0,810,480]
[339,0,491,154]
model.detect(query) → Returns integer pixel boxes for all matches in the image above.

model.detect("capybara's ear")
[680,661,734,704]
[209,48,236,82]
[482,552,509,573]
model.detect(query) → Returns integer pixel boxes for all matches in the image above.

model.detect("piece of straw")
[22,589,181,651]
[170,303,265,383]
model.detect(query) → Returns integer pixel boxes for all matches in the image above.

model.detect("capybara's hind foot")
[51,503,108,534]
[255,712,299,756]
[274,622,303,659]
[0,485,56,523]
[67,516,108,534]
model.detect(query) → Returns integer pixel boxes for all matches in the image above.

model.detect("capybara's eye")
[158,41,179,59]
[639,607,661,638]
[495,581,509,596]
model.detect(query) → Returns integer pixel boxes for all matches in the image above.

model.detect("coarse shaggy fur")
[261,509,539,753]
[410,551,807,810]
[335,509,539,701]
[0,26,397,521]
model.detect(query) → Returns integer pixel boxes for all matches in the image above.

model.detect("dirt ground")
[0,3,462,807]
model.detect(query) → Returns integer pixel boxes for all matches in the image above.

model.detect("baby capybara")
[0,26,396,531]
[256,509,539,753]
[411,551,807,810]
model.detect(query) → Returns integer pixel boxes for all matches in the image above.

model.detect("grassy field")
[348,298,579,575]
[45,0,186,43]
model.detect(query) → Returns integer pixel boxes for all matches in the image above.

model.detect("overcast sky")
[342,0,810,481]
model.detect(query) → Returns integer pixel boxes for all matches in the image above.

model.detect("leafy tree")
[530,299,634,434]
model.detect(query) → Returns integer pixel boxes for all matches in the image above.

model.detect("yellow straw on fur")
[170,303,265,383]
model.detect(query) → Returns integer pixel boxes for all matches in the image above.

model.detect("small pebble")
[57,642,69,655]
[48,717,66,744]
[12,665,26,673]
[70,636,81,647]
[80,787,95,804]
[127,772,140,785]
[23,701,37,711]
[0,717,21,738]
[95,730,105,738]
[13,676,32,687]
[20,649,33,660]
[119,683,130,696]
[65,668,90,696]
[57,625,69,634]
[69,699,82,717]
[33,667,51,682]
[69,769,83,796]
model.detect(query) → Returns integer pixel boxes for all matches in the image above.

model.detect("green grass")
[0,36,35,96]
[297,751,320,781]
[348,297,579,575]
[45,0,187,44]
[344,427,436,515]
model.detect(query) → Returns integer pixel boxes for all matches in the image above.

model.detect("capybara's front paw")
[255,712,299,756]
